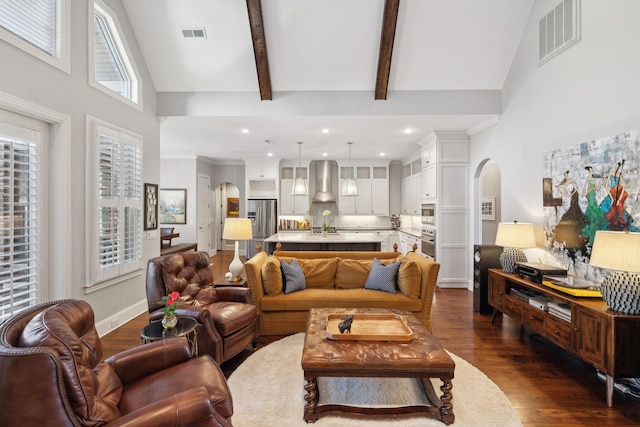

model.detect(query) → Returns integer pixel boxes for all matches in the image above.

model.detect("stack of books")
[548,301,571,322]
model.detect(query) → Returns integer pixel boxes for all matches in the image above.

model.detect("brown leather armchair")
[146,251,259,364]
[0,299,233,427]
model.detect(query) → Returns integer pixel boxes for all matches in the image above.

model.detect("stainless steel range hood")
[311,160,337,202]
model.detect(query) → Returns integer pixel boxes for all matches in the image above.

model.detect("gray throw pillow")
[364,258,400,293]
[281,259,306,294]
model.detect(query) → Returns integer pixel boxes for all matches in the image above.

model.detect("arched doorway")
[473,159,501,245]
[214,182,240,252]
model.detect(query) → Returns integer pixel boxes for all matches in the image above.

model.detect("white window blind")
[0,0,57,56]
[91,120,142,288]
[0,126,41,322]
[91,1,140,106]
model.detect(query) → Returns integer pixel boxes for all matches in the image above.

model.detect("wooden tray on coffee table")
[325,313,414,342]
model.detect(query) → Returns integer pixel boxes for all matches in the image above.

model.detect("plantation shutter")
[0,0,57,56]
[95,125,141,282]
[0,127,41,322]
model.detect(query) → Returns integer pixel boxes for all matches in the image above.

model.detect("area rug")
[227,333,522,426]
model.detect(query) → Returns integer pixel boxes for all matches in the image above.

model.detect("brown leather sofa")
[146,251,259,364]
[245,250,440,335]
[0,299,233,426]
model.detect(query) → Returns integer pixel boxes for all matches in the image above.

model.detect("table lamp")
[590,230,640,314]
[495,221,536,273]
[222,218,253,281]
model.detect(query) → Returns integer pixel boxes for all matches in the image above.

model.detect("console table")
[488,268,640,407]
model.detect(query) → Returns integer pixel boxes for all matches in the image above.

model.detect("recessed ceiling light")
[402,128,414,134]
[267,152,273,157]
[241,128,249,134]
[322,152,328,157]
[379,152,386,157]
[321,128,330,134]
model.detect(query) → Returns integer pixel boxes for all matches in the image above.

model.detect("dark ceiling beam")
[375,0,400,100]
[246,0,272,100]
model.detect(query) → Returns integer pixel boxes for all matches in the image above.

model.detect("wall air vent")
[538,0,580,66]
[181,28,207,38]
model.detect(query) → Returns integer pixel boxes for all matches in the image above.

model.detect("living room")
[1,1,639,425]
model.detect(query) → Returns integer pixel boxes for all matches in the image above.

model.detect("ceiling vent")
[182,28,207,39]
[538,0,580,66]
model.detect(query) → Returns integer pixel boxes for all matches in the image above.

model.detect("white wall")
[470,0,640,262]
[0,0,160,332]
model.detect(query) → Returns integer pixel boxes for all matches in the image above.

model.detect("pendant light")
[341,142,358,196]
[291,141,309,196]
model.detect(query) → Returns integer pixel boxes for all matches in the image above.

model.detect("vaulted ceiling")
[123,0,534,162]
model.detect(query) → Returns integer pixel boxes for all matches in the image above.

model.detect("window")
[0,113,44,322]
[89,0,142,109]
[0,0,70,72]
[87,117,142,291]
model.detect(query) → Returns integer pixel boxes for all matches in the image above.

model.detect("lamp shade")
[291,177,309,196]
[590,230,640,273]
[223,218,252,240]
[340,178,358,196]
[495,222,536,248]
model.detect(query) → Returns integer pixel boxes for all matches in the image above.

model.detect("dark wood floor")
[102,251,640,426]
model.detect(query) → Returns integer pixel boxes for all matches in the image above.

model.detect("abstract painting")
[542,130,640,277]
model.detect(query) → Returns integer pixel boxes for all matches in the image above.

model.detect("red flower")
[158,291,182,317]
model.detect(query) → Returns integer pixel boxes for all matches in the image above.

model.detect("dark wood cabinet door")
[573,306,608,370]
[488,271,506,310]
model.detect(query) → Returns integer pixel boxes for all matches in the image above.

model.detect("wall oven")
[421,225,435,260]
[421,203,436,226]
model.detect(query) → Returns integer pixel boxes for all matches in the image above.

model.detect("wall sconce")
[590,230,640,314]
[222,218,253,281]
[495,221,536,273]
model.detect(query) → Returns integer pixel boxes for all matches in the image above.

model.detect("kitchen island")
[263,231,386,253]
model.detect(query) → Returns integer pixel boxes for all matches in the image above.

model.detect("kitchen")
[242,131,470,289]
[247,158,426,257]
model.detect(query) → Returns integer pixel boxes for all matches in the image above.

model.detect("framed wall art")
[159,188,187,224]
[227,197,240,217]
[144,183,158,230]
[481,197,495,221]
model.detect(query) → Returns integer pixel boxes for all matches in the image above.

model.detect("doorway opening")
[474,159,501,245]
[214,182,240,252]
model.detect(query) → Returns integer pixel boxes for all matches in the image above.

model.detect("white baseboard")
[96,298,148,337]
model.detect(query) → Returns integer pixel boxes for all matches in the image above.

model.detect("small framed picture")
[160,189,187,224]
[227,197,240,217]
[144,183,158,230]
[482,197,495,221]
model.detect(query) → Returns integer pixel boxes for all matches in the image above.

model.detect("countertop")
[397,227,422,238]
[264,231,386,243]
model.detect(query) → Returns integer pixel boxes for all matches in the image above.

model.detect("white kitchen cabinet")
[280,164,310,214]
[387,230,400,252]
[245,159,280,199]
[421,164,436,200]
[398,230,420,256]
[401,153,422,216]
[247,162,278,179]
[338,162,389,215]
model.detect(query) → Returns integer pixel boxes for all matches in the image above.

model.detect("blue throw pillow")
[281,259,306,294]
[364,258,400,293]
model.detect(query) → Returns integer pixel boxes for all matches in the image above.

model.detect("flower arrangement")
[322,210,331,232]
[159,291,181,317]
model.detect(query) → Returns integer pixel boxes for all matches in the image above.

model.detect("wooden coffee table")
[301,308,455,424]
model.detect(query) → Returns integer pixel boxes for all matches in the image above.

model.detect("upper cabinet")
[401,154,422,215]
[338,161,390,215]
[280,163,310,214]
[418,131,469,204]
[245,160,280,199]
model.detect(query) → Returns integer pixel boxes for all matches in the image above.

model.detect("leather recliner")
[0,299,233,426]
[146,251,259,364]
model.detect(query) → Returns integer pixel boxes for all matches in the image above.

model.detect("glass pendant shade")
[340,142,358,197]
[291,142,309,196]
[291,176,308,196]
[340,177,358,196]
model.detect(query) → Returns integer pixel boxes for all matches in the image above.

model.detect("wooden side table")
[140,317,198,356]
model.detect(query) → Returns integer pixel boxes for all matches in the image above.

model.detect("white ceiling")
[123,0,535,162]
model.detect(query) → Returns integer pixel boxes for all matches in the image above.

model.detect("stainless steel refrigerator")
[246,199,277,259]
